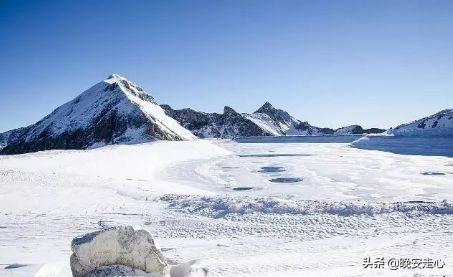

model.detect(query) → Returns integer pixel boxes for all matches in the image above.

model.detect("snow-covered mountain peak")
[106,73,127,81]
[244,102,334,136]
[253,102,293,124]
[0,75,195,154]
[102,74,155,103]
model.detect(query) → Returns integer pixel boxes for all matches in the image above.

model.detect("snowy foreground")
[1,139,453,276]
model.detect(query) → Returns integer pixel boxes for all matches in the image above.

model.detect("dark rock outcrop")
[161,104,271,138]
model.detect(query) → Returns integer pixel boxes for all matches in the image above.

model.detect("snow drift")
[162,195,453,217]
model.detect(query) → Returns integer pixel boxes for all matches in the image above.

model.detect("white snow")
[1,139,452,276]
[243,113,283,136]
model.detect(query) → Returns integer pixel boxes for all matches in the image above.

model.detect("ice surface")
[352,136,453,157]
[235,135,361,143]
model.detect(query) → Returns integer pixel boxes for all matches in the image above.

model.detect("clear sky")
[1,0,452,132]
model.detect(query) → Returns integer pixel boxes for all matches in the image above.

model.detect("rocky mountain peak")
[223,106,238,115]
[255,102,275,113]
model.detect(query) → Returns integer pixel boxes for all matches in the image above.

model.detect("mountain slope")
[161,105,272,138]
[0,74,195,155]
[389,109,453,136]
[244,102,334,136]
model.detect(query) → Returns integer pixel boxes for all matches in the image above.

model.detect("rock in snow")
[389,109,453,136]
[0,74,195,155]
[70,226,168,277]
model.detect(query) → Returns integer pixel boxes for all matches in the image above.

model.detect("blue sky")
[1,0,452,131]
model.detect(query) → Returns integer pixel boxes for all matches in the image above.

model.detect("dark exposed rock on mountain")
[163,102,336,138]
[162,101,386,138]
[0,74,195,155]
[334,125,386,135]
[363,128,386,134]
[161,105,271,138]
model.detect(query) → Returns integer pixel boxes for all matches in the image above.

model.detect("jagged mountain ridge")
[162,102,384,138]
[160,105,271,138]
[0,74,195,154]
[389,109,453,136]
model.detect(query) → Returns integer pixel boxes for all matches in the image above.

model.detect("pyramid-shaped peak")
[0,74,196,154]
[255,101,275,113]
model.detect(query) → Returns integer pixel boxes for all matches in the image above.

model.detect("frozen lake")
[235,135,361,144]
[352,136,453,157]
[1,139,452,276]
[237,135,453,157]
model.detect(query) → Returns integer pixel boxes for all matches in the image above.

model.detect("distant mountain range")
[161,102,384,138]
[1,74,450,155]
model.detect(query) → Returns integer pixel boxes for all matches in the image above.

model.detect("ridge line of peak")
[106,73,127,80]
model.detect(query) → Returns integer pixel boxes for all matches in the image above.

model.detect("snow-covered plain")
[1,138,453,276]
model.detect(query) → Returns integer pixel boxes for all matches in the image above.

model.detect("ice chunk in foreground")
[70,226,168,277]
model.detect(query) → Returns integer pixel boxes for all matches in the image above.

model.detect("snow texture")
[1,139,453,276]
